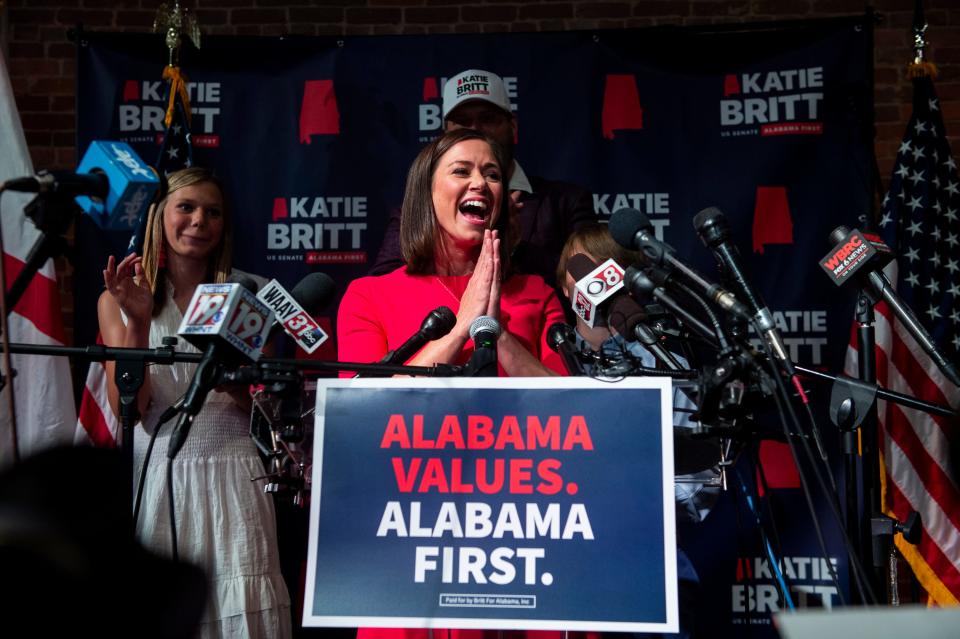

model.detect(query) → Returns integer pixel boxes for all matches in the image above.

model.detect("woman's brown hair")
[400,128,513,275]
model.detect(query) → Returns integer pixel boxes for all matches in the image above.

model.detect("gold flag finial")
[153,1,201,67]
[912,19,928,66]
[908,0,938,78]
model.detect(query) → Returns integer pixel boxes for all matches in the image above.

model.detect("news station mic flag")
[76,64,195,448]
[844,63,960,603]
[0,50,76,466]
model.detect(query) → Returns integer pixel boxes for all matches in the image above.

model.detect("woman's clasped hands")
[455,229,501,338]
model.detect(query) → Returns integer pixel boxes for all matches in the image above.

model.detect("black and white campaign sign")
[304,377,677,633]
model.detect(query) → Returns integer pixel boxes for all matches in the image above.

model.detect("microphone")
[4,141,161,231]
[227,272,260,296]
[824,226,960,387]
[624,266,719,348]
[547,323,585,376]
[465,315,501,377]
[167,275,274,459]
[353,306,457,378]
[692,207,793,367]
[609,207,750,321]
[3,171,109,198]
[820,226,894,286]
[258,272,337,353]
[606,294,683,371]
[385,306,457,366]
[567,253,626,328]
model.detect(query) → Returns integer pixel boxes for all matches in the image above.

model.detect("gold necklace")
[434,276,461,304]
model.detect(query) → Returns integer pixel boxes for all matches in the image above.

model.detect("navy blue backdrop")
[74,15,873,636]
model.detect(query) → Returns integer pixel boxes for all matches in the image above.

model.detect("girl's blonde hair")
[141,167,232,314]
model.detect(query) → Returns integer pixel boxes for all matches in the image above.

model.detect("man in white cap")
[371,68,597,286]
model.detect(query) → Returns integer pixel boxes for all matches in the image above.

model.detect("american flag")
[76,66,195,448]
[130,65,194,256]
[846,73,960,604]
[156,66,195,174]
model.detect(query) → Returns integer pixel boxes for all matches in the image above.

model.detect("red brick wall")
[3,0,959,341]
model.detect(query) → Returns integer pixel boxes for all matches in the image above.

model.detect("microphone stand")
[3,190,77,315]
[625,252,951,604]
[2,341,464,518]
[633,322,683,371]
[819,223,955,602]
[1,188,79,468]
[832,282,924,602]
[796,346,950,603]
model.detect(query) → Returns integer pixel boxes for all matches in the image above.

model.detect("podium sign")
[303,377,678,632]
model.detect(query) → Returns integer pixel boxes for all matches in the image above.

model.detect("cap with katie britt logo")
[442,69,512,120]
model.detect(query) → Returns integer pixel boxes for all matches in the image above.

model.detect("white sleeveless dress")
[132,282,292,639]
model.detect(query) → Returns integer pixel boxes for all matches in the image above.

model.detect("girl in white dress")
[98,167,291,639]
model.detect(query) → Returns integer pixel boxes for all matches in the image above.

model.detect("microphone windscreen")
[546,322,575,353]
[421,306,456,340]
[290,272,337,314]
[566,253,597,282]
[625,266,654,294]
[608,208,648,249]
[469,315,501,340]
[228,272,259,294]
[692,206,730,246]
[828,225,851,246]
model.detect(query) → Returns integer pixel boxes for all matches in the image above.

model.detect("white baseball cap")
[442,69,512,120]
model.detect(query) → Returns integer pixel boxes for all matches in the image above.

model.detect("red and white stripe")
[75,335,120,448]
[0,51,76,466]
[845,265,960,604]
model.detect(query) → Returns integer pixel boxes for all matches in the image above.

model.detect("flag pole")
[0,190,20,466]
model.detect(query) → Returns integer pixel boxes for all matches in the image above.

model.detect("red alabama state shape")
[723,74,740,97]
[122,80,139,102]
[752,186,793,254]
[601,74,643,139]
[422,77,439,102]
[272,197,288,221]
[299,80,340,143]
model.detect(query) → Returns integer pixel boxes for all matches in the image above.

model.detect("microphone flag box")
[257,279,329,354]
[819,229,894,286]
[178,283,274,362]
[75,140,161,230]
[572,258,625,328]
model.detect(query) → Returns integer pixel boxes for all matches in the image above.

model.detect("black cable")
[760,361,829,600]
[801,400,840,495]
[753,331,868,605]
[670,279,733,354]
[597,361,699,379]
[752,445,789,579]
[757,338,877,605]
[639,267,870,603]
[132,419,162,530]
[132,392,184,529]
[750,445,792,606]
[167,455,178,562]
[729,466,760,632]
[676,326,703,373]
[734,464,795,609]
